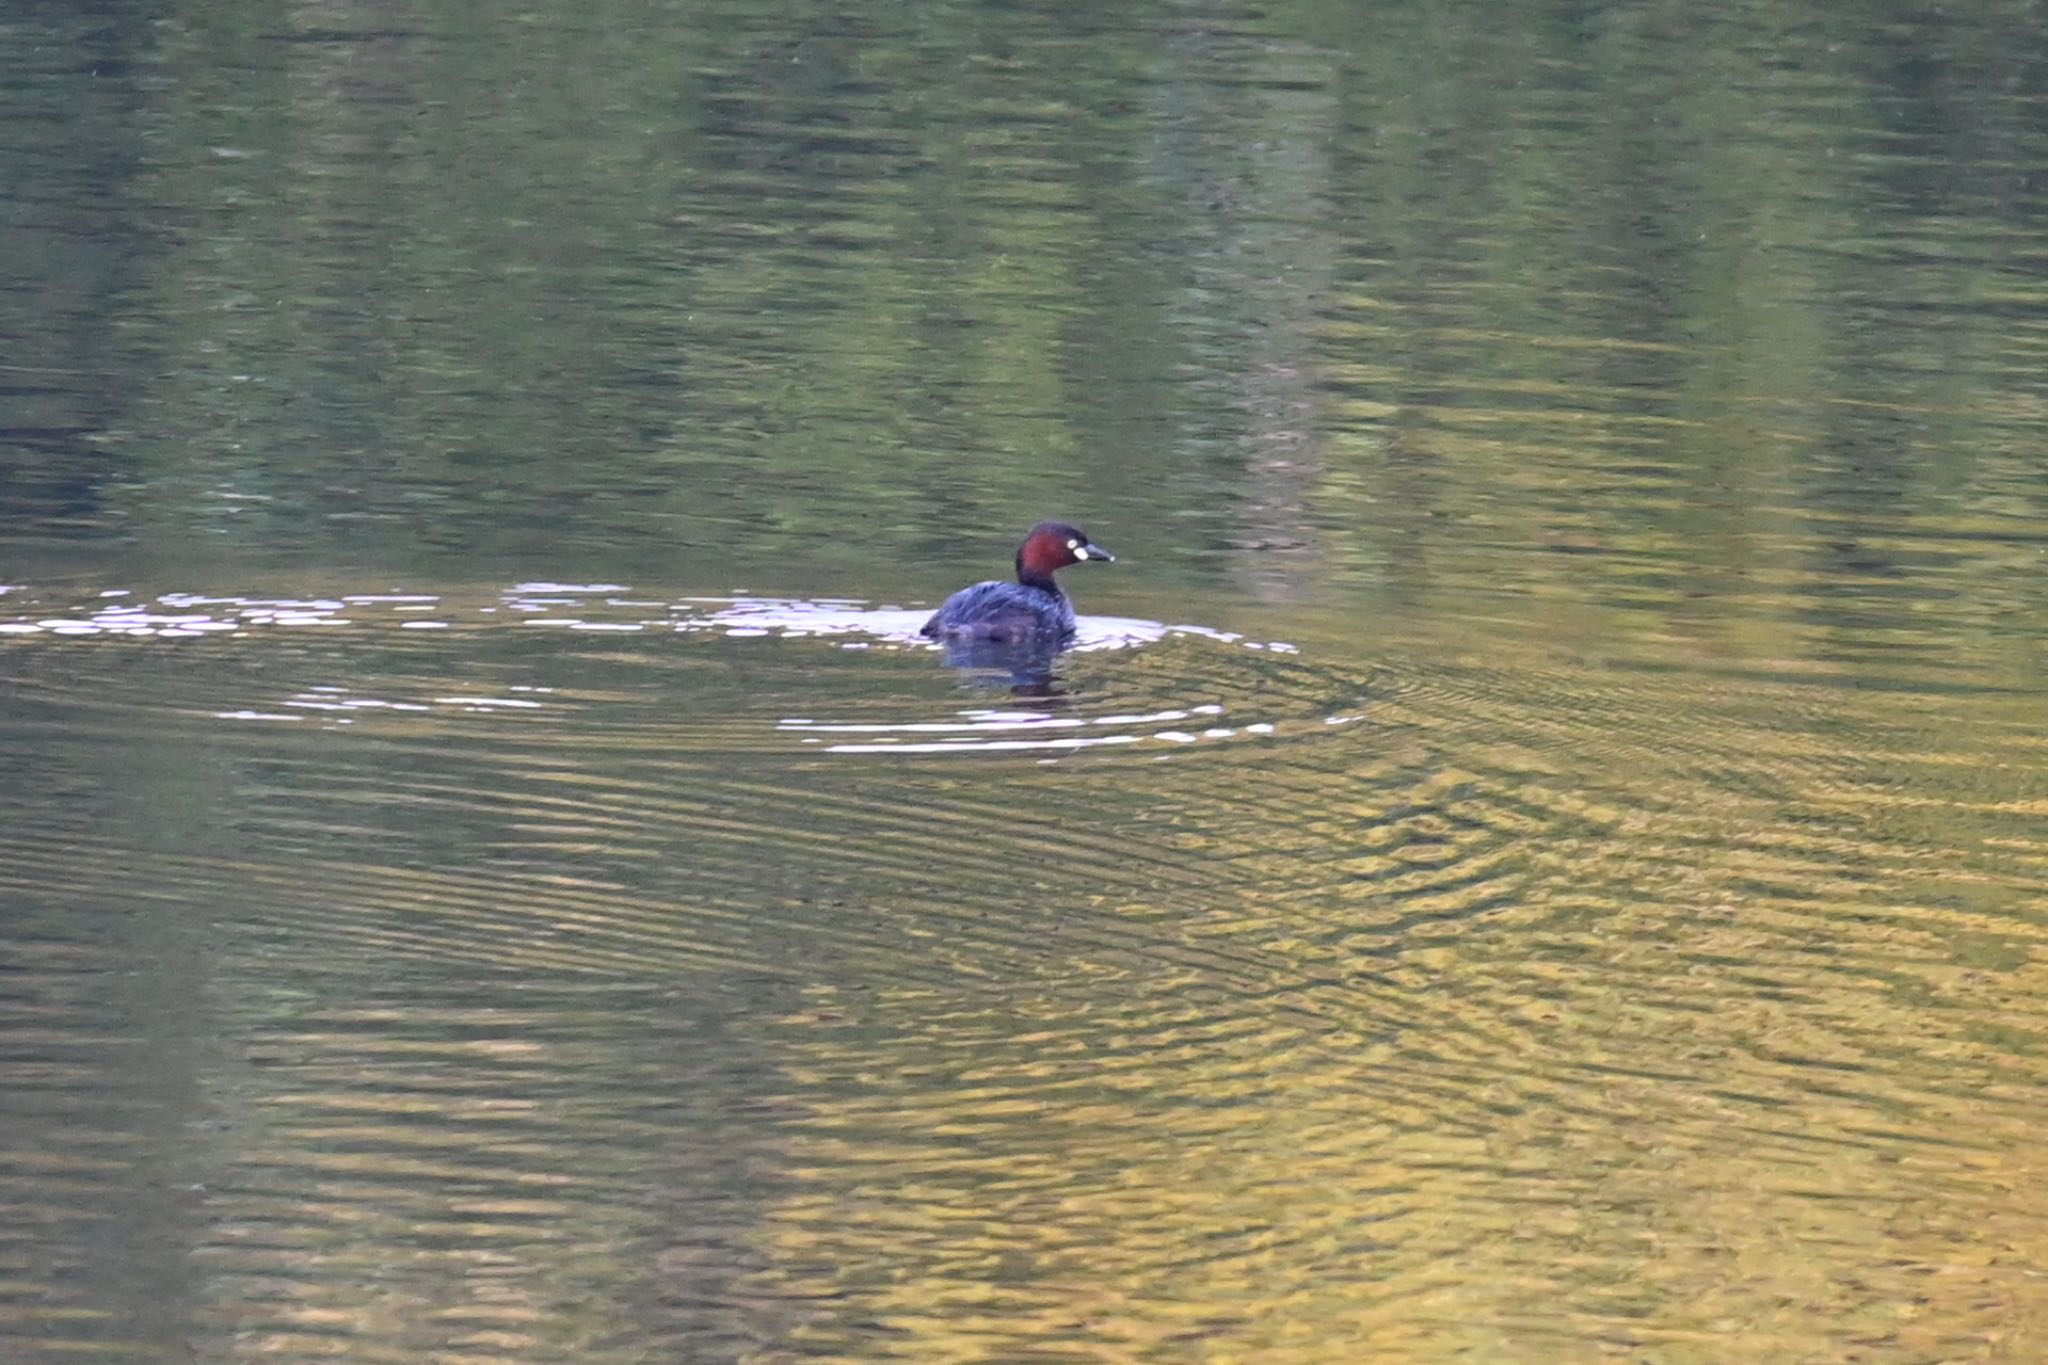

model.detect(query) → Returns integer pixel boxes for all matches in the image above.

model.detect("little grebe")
[920,521,1114,643]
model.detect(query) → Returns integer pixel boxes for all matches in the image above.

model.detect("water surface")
[6,1,2048,1360]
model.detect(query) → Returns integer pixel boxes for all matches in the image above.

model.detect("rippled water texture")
[8,1,2048,1361]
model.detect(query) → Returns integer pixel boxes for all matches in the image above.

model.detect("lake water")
[6,2,2048,1360]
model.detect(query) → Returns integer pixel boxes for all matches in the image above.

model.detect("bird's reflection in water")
[937,635,1074,699]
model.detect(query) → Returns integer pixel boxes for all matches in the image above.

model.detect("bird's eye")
[1067,539,1081,551]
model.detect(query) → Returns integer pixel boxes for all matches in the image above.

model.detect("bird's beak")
[1078,542,1116,563]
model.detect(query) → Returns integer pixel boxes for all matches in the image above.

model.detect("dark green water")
[7,2,2048,1360]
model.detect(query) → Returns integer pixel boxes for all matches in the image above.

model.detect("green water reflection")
[5,0,2048,1360]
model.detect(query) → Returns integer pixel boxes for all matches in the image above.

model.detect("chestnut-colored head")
[1015,521,1115,588]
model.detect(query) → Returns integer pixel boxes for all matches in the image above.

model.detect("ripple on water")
[0,583,1377,990]
[0,585,1355,756]
[5,581,2046,1361]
